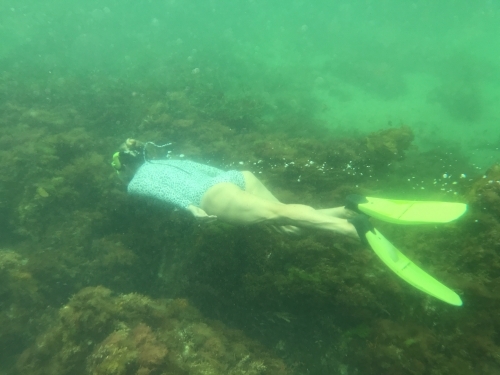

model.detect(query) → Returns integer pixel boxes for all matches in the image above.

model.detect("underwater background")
[1,0,500,374]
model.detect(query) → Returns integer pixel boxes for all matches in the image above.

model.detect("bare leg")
[242,171,356,221]
[318,207,357,219]
[241,171,300,234]
[200,183,358,239]
[241,171,281,202]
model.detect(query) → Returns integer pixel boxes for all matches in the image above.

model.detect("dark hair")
[119,150,144,170]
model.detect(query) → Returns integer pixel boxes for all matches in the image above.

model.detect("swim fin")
[365,228,462,306]
[346,195,467,225]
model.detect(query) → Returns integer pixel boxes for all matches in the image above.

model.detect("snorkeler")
[111,138,467,306]
[111,138,360,239]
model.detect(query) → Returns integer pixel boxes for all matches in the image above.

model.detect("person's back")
[128,159,243,209]
[112,137,358,236]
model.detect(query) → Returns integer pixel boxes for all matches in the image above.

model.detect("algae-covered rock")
[366,125,414,164]
[17,286,288,375]
[467,164,500,219]
[88,323,168,375]
[3,58,498,375]
[0,250,43,367]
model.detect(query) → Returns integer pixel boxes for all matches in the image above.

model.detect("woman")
[112,138,360,239]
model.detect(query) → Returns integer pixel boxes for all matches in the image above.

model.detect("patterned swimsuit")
[127,159,246,209]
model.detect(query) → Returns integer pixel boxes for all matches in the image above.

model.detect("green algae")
[17,286,288,375]
[0,250,44,368]
[0,66,499,375]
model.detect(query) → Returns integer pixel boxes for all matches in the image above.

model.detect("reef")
[17,286,287,375]
[1,64,500,375]
[365,125,414,165]
[0,249,43,368]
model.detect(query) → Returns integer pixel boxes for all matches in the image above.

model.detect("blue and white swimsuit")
[127,159,246,209]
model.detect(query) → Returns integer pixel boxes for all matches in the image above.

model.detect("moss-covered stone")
[17,286,288,375]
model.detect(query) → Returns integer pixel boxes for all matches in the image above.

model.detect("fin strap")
[345,194,369,214]
[348,214,375,246]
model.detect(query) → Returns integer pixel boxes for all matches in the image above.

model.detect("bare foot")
[318,206,357,220]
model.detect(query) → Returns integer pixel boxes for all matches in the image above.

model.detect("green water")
[2,2,500,375]
[2,0,499,165]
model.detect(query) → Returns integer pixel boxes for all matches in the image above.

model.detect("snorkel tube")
[111,138,173,175]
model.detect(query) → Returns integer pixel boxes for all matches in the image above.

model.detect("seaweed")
[1,59,500,375]
[0,250,44,368]
[17,286,288,375]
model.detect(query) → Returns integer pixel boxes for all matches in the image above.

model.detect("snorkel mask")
[111,139,143,174]
[111,151,123,172]
[111,138,172,174]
